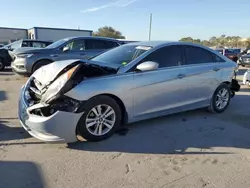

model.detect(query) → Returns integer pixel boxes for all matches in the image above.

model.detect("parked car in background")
[0,39,52,71]
[11,36,123,75]
[18,41,239,143]
[237,48,250,66]
[5,39,52,51]
[117,39,139,44]
[214,48,241,62]
[224,48,241,62]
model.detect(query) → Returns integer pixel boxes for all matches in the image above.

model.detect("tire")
[77,95,122,142]
[208,83,231,113]
[32,60,52,73]
[231,91,235,98]
[233,57,238,62]
[0,58,5,71]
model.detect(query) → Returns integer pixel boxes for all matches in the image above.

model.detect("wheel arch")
[94,93,128,125]
[32,58,53,72]
[222,81,231,85]
[77,93,128,125]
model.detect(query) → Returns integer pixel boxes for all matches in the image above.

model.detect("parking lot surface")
[1,67,250,188]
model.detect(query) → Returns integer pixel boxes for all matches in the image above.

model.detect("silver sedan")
[18,41,239,143]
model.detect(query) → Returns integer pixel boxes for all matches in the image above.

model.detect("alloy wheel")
[215,88,229,110]
[85,104,116,136]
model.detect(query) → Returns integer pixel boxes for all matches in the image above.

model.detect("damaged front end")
[24,60,116,117]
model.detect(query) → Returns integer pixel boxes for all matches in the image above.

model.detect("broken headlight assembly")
[41,64,80,104]
[30,96,83,116]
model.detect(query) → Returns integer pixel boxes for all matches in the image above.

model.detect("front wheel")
[77,96,122,142]
[32,60,52,73]
[208,83,231,113]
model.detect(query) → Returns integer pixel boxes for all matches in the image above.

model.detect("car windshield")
[46,38,69,49]
[91,45,152,66]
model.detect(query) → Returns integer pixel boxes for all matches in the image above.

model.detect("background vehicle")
[12,36,123,75]
[0,39,52,71]
[237,49,250,66]
[18,41,239,143]
[224,48,241,62]
[215,48,241,62]
[5,39,52,51]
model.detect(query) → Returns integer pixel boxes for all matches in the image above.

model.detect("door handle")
[177,74,186,79]
[213,67,220,72]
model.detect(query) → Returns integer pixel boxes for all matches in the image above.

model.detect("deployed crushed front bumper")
[18,86,83,143]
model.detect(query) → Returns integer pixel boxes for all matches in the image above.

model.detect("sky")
[1,0,250,41]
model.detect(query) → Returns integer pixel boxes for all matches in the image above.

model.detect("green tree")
[179,37,194,42]
[93,26,125,39]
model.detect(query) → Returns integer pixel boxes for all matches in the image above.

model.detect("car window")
[85,39,106,50]
[104,41,119,49]
[63,39,85,51]
[10,40,21,49]
[213,53,226,62]
[21,41,31,47]
[142,45,183,68]
[32,42,47,48]
[85,39,119,50]
[184,46,213,64]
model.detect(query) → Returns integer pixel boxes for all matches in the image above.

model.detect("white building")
[28,27,93,42]
[0,27,27,44]
[0,26,93,44]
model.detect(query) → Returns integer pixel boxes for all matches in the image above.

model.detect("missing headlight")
[29,96,84,117]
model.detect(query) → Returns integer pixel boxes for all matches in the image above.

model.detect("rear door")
[84,39,120,59]
[179,45,224,106]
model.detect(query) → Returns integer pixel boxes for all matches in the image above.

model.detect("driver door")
[133,45,188,119]
[53,39,87,61]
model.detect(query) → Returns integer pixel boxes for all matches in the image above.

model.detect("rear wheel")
[32,60,52,73]
[77,96,122,142]
[208,83,231,113]
[0,58,5,71]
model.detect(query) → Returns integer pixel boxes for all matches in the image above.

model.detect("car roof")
[21,39,52,42]
[124,41,212,49]
[63,36,121,42]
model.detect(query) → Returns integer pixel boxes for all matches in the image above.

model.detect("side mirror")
[63,46,70,52]
[136,61,159,72]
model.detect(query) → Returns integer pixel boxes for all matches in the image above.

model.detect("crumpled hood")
[31,58,119,91]
[32,59,80,87]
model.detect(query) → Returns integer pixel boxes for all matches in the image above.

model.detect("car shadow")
[238,87,250,92]
[0,90,7,101]
[0,120,31,142]
[68,94,250,155]
[0,67,14,75]
[0,161,45,188]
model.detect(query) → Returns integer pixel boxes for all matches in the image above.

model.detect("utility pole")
[148,13,152,41]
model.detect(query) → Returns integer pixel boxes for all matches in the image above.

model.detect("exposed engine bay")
[24,60,117,117]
